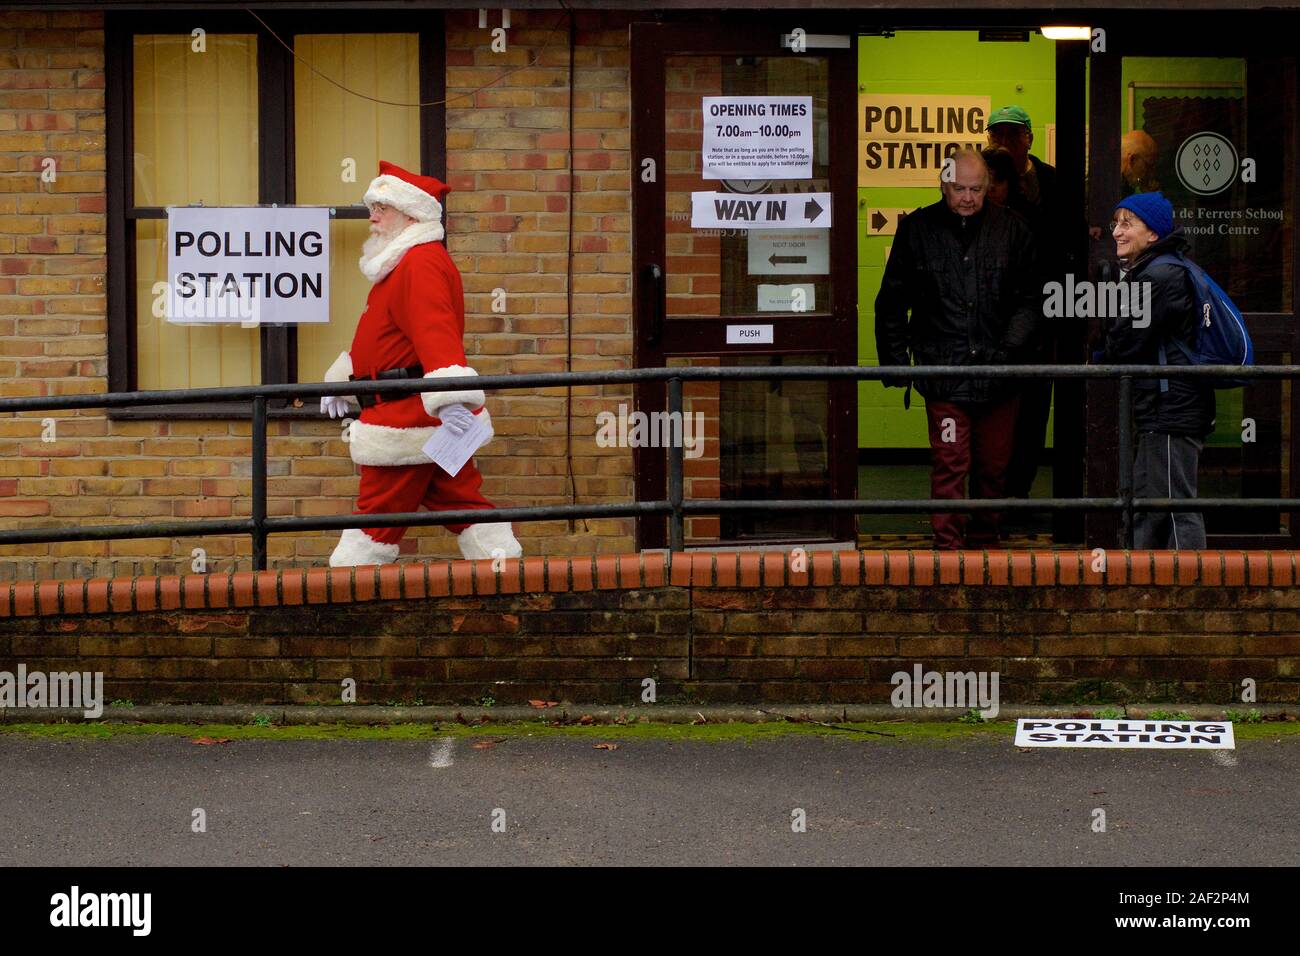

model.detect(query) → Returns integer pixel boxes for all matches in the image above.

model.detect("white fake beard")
[361,223,402,263]
[358,218,445,282]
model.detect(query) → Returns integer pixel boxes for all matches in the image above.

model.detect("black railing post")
[1117,375,1134,549]
[252,395,268,571]
[667,375,685,552]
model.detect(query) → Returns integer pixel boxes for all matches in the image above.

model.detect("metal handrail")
[1,363,1291,567]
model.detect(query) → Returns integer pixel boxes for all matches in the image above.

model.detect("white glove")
[320,396,351,419]
[437,403,476,436]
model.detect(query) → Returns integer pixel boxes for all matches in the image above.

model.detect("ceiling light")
[1041,26,1092,40]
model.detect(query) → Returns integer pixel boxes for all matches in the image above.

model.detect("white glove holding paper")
[421,406,491,477]
[320,396,351,419]
[436,403,476,436]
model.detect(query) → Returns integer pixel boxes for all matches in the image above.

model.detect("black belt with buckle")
[350,363,424,409]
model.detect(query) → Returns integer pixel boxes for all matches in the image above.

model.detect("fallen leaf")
[593,742,619,751]
[578,714,595,725]
[191,737,230,746]
[472,737,507,750]
[528,700,559,709]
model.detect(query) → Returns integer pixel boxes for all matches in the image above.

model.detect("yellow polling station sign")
[858,94,990,188]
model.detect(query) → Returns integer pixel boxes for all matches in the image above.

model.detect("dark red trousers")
[924,396,1020,550]
[357,460,496,545]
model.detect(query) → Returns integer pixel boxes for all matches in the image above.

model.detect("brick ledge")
[1,550,1295,618]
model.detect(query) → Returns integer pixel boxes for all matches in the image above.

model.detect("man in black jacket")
[1099,191,1215,549]
[986,106,1062,503]
[875,149,1039,549]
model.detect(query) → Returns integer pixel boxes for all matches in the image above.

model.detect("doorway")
[630,22,859,550]
[856,30,1070,541]
[1085,31,1300,547]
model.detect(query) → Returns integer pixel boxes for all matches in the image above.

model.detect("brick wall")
[2,549,1298,706]
[443,9,635,559]
[0,9,639,581]
[0,10,109,577]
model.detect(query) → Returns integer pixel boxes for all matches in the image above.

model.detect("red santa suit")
[323,162,522,567]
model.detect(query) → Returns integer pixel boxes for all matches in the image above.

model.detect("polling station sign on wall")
[858,94,990,188]
[166,206,330,325]
[702,96,813,180]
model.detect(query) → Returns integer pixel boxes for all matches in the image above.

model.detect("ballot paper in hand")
[421,414,492,476]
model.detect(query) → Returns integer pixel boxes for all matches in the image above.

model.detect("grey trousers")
[1133,432,1206,549]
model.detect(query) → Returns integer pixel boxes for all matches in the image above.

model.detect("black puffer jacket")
[1100,229,1217,438]
[875,199,1038,404]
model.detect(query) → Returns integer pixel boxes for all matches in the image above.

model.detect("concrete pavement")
[1,729,1296,866]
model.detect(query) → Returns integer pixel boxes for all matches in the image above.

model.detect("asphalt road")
[0,732,1295,866]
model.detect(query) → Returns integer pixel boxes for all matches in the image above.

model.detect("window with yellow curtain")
[114,18,439,410]
[132,34,261,391]
[293,34,421,384]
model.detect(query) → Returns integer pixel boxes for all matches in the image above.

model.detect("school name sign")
[858,94,989,188]
[165,206,330,325]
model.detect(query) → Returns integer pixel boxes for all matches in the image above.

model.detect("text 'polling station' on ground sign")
[1014,719,1237,749]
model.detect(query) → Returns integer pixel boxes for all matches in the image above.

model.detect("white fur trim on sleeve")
[420,364,486,417]
[323,350,353,383]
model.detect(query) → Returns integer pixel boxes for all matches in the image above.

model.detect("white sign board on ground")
[747,229,830,275]
[166,206,330,325]
[691,192,831,230]
[702,96,813,179]
[1014,718,1236,749]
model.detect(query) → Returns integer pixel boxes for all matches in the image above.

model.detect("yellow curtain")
[293,33,420,382]
[132,34,260,390]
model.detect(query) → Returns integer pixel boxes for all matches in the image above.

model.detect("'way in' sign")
[691,191,832,230]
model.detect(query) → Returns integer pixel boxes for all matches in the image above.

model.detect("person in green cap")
[987,105,1062,513]
[986,105,1056,212]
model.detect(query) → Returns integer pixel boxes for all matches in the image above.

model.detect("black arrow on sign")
[769,254,807,266]
[870,210,887,232]
[803,198,824,222]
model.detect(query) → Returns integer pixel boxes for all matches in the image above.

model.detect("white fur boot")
[457,521,522,560]
[329,528,401,567]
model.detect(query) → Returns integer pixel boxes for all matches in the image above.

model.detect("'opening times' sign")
[702,96,813,180]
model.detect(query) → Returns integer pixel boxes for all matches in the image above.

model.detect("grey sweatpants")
[1133,432,1206,549]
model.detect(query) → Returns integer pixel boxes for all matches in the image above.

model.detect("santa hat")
[363,161,451,223]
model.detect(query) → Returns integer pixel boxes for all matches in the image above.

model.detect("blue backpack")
[1150,253,1254,390]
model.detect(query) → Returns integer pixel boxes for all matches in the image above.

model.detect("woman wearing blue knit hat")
[1097,191,1215,549]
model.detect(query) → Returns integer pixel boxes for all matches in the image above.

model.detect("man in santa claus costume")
[319,160,523,567]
